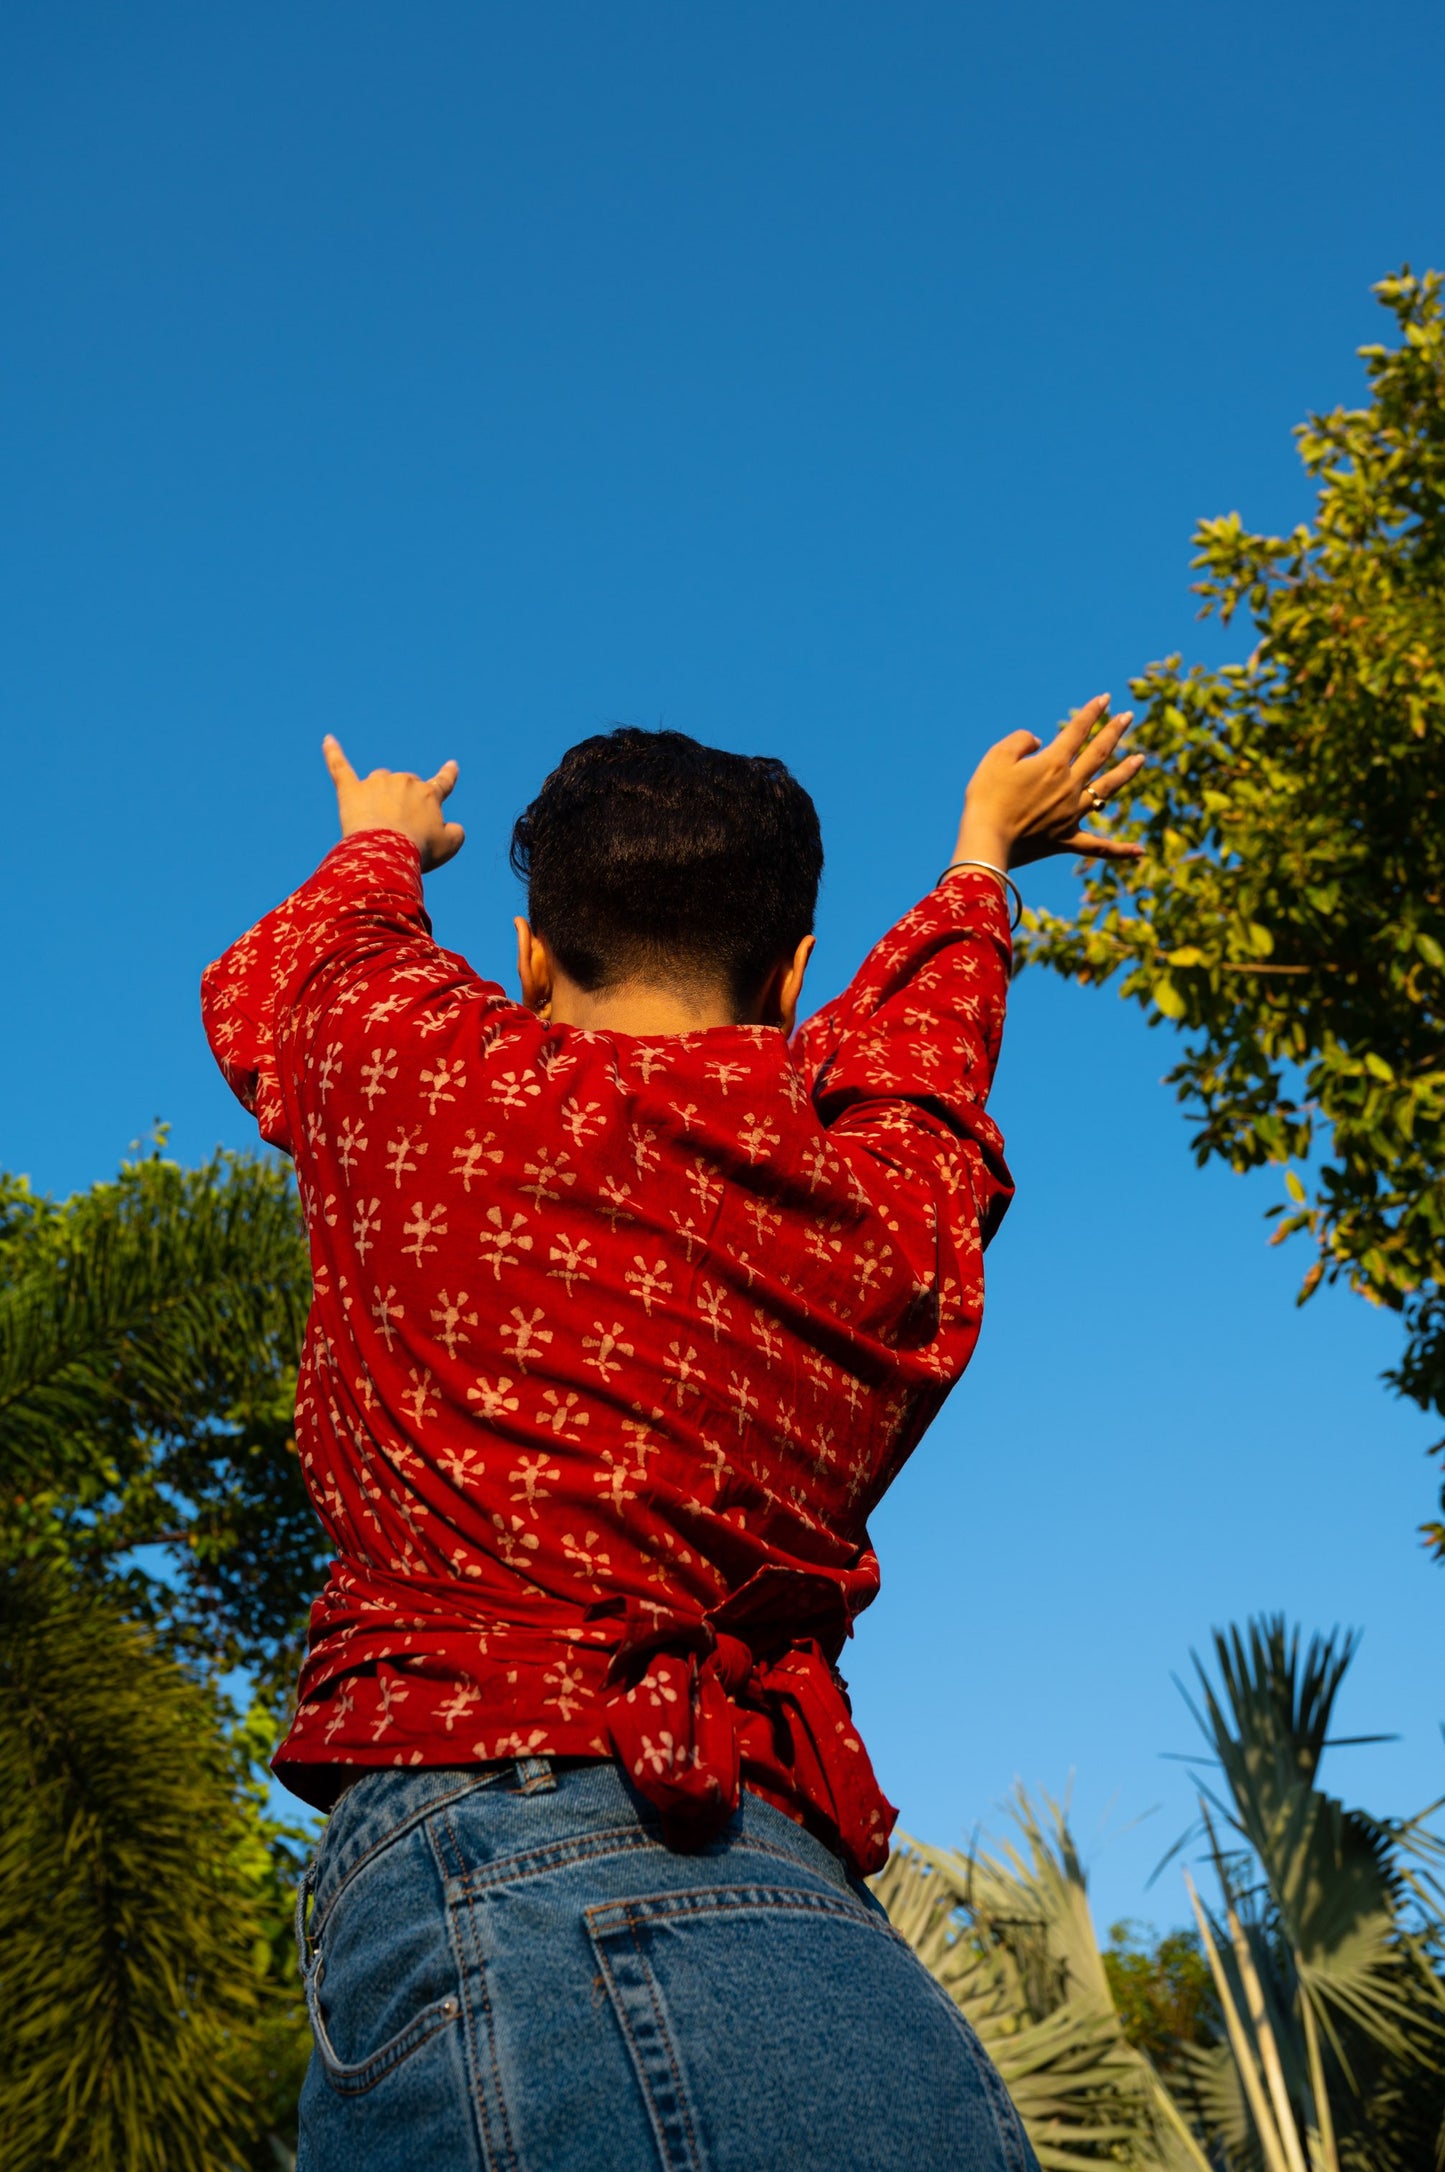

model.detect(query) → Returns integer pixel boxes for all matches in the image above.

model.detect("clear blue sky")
[4,0,1442,1932]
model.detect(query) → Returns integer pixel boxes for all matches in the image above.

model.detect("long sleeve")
[200,828,513,1155]
[792,867,1014,1256]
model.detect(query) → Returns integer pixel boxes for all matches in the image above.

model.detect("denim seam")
[455,1823,837,1897]
[585,1882,885,1936]
[590,1940,665,2168]
[438,1803,519,2172]
[455,1821,656,1893]
[630,1915,705,2172]
[589,1920,705,2172]
[589,1885,1020,2170]
[311,1768,507,1941]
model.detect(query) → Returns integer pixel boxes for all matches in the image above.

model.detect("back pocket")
[586,1881,1034,2172]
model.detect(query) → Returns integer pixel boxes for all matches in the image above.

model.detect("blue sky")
[4,0,1442,1932]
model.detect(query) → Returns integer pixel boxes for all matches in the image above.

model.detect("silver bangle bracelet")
[936,858,1023,930]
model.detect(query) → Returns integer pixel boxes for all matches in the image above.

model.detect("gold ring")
[1082,784,1107,815]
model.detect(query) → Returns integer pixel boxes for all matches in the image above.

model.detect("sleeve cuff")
[931,865,1015,938]
[321,827,425,885]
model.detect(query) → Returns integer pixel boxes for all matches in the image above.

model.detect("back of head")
[510,727,823,1011]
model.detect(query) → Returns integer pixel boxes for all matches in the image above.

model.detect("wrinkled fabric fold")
[600,1575,896,1876]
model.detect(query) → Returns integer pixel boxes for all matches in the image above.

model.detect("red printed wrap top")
[202,830,1012,1874]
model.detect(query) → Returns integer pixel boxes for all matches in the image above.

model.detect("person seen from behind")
[202,698,1144,2172]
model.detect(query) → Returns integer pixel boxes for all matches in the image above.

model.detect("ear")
[514,917,554,1015]
[764,934,816,1036]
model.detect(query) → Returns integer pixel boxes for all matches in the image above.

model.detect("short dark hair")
[510,727,823,1006]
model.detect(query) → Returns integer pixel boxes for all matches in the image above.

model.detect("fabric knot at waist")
[597,1565,896,1877]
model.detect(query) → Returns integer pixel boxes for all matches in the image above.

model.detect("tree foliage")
[1020,268,1445,1548]
[1167,1618,1445,2172]
[0,1567,278,2170]
[224,1702,316,2171]
[0,1144,319,1704]
[1103,1923,1217,2080]
[0,1145,318,2162]
[873,1793,1213,2169]
[877,1617,1445,2169]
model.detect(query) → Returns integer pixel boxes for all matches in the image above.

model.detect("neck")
[547,976,746,1035]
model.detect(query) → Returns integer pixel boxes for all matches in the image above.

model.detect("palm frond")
[1178,1615,1445,2170]
[873,1792,1213,2170]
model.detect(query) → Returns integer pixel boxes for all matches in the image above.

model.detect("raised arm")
[201,740,481,1152]
[794,694,1145,1241]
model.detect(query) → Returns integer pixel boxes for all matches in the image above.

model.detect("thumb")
[428,820,466,870]
[995,729,1042,760]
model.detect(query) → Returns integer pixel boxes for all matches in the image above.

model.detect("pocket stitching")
[585,1880,885,1940]
[312,1767,507,1942]
[633,1919,705,2172]
[588,1915,707,2172]
[449,1813,847,1901]
[456,1821,662,1895]
[589,1883,1037,2172]
[447,1885,521,2172]
[308,1981,460,2098]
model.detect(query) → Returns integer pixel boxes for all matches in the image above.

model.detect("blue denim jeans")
[295,1757,1040,2172]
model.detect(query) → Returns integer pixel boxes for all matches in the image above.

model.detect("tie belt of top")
[598,1586,896,1878]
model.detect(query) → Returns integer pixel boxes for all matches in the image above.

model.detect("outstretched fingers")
[1057,693,1112,759]
[1075,709,1136,777]
[428,758,460,801]
[1065,827,1146,861]
[1089,749,1146,799]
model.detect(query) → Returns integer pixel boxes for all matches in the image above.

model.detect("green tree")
[1,1144,319,1705]
[0,1145,318,2164]
[0,1568,275,2170]
[1103,1922,1218,2080]
[1020,268,1445,1549]
[225,1702,316,2171]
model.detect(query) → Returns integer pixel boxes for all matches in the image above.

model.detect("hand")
[322,737,465,872]
[952,694,1146,872]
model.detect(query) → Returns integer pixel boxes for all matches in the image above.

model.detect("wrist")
[953,815,1012,872]
[340,820,426,859]
[341,816,420,840]
[936,854,1023,929]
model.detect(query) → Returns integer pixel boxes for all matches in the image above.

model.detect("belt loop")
[514,1755,557,1793]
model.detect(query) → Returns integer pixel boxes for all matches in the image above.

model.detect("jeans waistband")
[296,1752,862,1964]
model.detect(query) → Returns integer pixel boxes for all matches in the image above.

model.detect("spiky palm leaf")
[1175,1618,1445,2172]
[0,1567,273,2171]
[873,1790,1211,2170]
